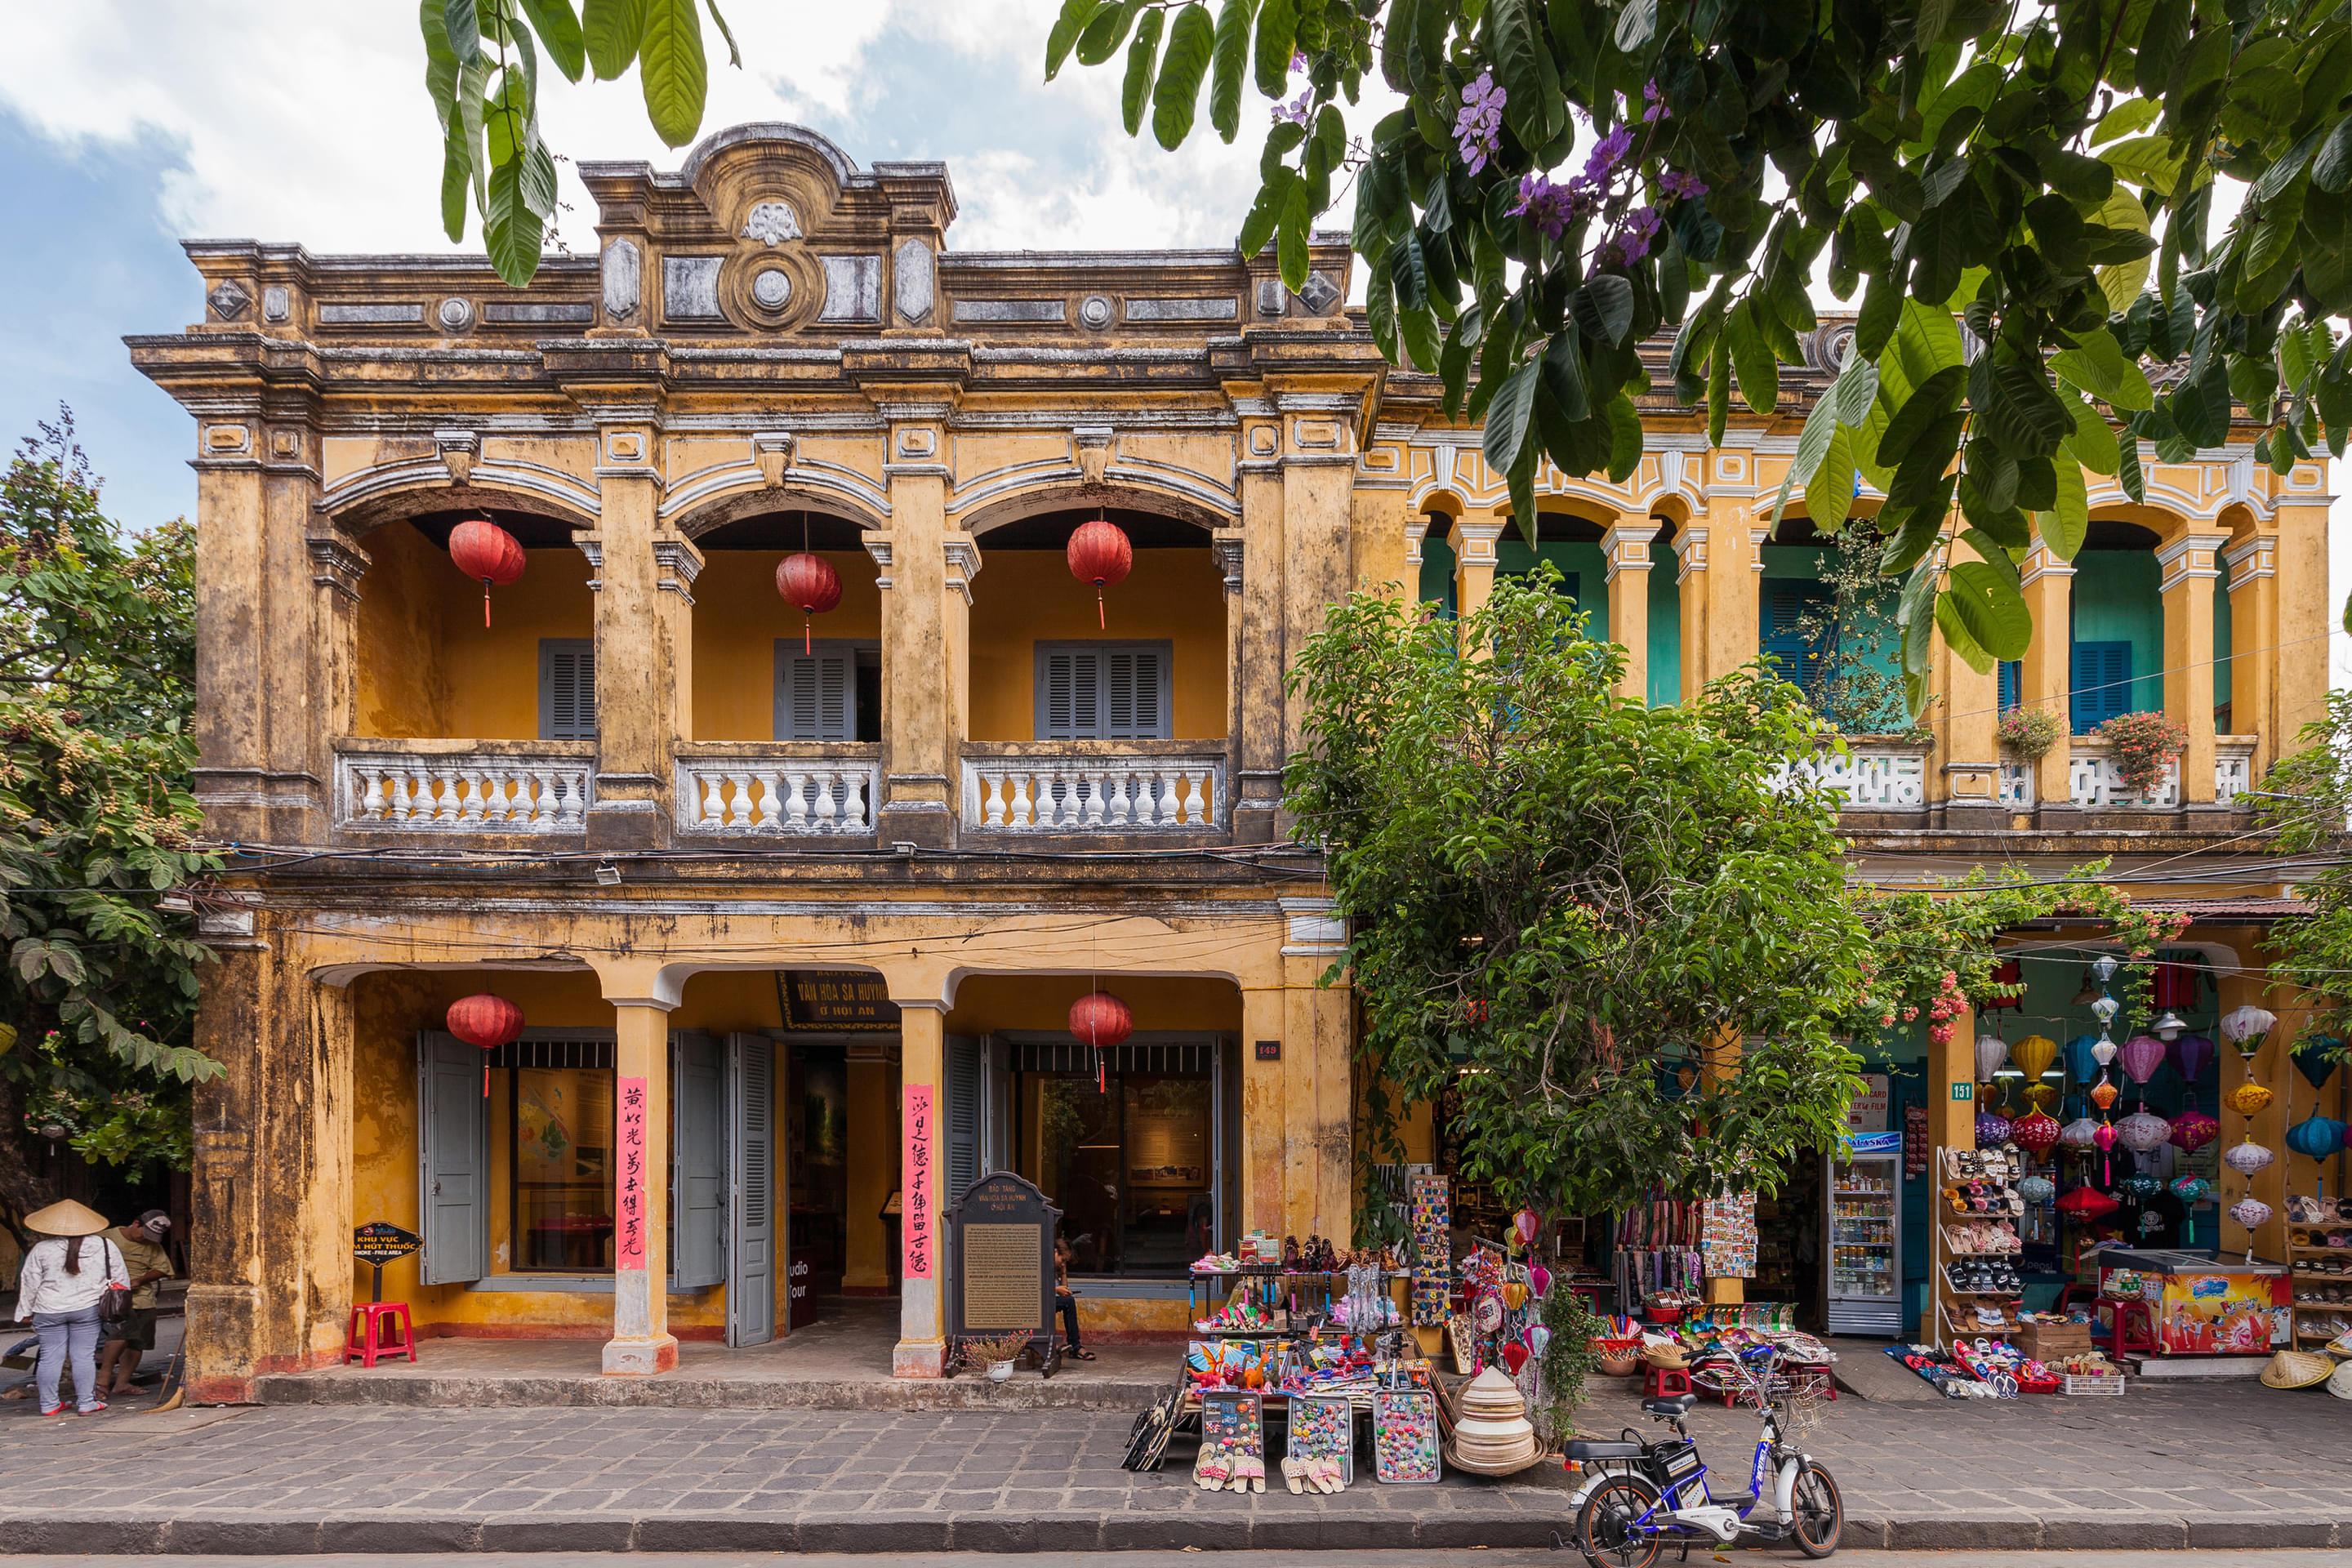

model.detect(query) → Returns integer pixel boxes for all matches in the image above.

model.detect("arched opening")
[1758,512,1907,735]
[687,509,882,743]
[1497,510,1610,637]
[1646,513,1681,708]
[350,507,596,740]
[966,506,1228,744]
[2070,517,2165,734]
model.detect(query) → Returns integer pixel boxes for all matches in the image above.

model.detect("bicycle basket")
[1776,1377,1833,1437]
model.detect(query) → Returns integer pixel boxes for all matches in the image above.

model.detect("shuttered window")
[1759,582,1831,699]
[1035,641,1174,740]
[775,644,858,742]
[539,639,595,741]
[1998,661,2021,712]
[2071,639,2132,733]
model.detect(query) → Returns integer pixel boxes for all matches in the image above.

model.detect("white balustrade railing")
[2069,743,2180,808]
[338,749,592,831]
[2216,737,2256,805]
[1998,759,2035,808]
[1768,742,1930,808]
[962,753,1225,831]
[675,757,880,834]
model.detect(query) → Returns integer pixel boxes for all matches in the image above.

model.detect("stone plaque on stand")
[947,1170,1062,1377]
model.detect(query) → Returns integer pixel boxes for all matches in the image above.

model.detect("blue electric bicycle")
[1569,1343,1842,1565]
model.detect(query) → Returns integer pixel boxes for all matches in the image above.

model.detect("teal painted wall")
[1419,536,1458,617]
[2070,549,2164,716]
[1757,543,1902,690]
[2215,572,2234,713]
[1494,535,1608,641]
[1648,561,1680,707]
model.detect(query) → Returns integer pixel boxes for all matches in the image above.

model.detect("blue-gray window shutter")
[725,1033,777,1347]
[1998,661,2021,712]
[670,1031,725,1290]
[946,1035,982,1207]
[1760,582,1831,699]
[539,639,596,740]
[775,645,856,742]
[1037,644,1172,740]
[417,1031,488,1285]
[2071,640,2132,733]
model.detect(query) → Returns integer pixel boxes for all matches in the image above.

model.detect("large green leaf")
[1935,591,1997,675]
[2318,112,2352,194]
[2035,459,2089,559]
[638,0,706,147]
[1978,359,2074,458]
[2050,329,2155,412]
[1541,328,1591,422]
[1878,364,1966,468]
[1122,7,1164,136]
[484,140,546,286]
[581,0,645,78]
[1484,358,1544,476]
[1944,560,2031,661]
[519,0,587,79]
[444,0,483,65]
[1153,4,1214,149]
[1572,275,1635,345]
[1724,300,1779,414]
[1811,425,1858,534]
[1253,0,1296,96]
[1076,0,1141,65]
[1045,0,1102,80]
[1207,0,1252,140]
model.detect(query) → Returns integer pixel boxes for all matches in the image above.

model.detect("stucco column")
[876,398,958,848]
[1279,898,1353,1241]
[1601,514,1658,704]
[2158,528,2226,806]
[2019,535,2076,810]
[893,1000,949,1376]
[1232,422,1287,842]
[2223,531,2279,777]
[1449,514,1505,634]
[2217,958,2289,1265]
[1936,541,2002,817]
[1279,403,1361,835]
[604,996,678,1374]
[1241,985,1288,1235]
[583,419,669,849]
[1351,457,1411,596]
[1674,523,1711,702]
[2275,465,2335,746]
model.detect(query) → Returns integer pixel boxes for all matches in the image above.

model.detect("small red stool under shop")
[1642,1365,1694,1399]
[344,1302,416,1367]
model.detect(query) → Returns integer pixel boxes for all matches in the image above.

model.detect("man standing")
[97,1212,173,1397]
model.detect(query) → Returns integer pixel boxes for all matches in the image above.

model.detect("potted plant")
[960,1333,1031,1382]
[2096,710,2189,800]
[1996,706,2061,762]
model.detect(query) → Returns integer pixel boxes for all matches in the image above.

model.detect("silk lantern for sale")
[2018,1175,2056,1205]
[446,991,524,1096]
[2169,1107,2220,1153]
[2011,1034,2059,1083]
[2118,1035,2167,1101]
[447,517,525,627]
[2115,1110,2172,1154]
[1070,989,1134,1092]
[2294,1036,2345,1092]
[2059,1116,2101,1150]
[775,550,843,655]
[2222,1138,2275,1179]
[2170,1033,2216,1087]
[2287,1112,2347,1161]
[2230,1197,2274,1262]
[2058,1186,2120,1220]
[2220,1005,2277,1062]
[2088,1079,2121,1112]
[2224,1081,2274,1117]
[2011,1108,2062,1156]
[1974,1031,2011,1085]
[1975,1110,2012,1148]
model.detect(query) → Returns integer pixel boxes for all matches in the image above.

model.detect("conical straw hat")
[24,1199,109,1237]
[2261,1349,2336,1389]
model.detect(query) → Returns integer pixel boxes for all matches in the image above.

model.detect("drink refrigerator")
[1824,1132,1903,1335]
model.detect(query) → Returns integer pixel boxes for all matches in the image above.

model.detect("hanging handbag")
[97,1241,131,1335]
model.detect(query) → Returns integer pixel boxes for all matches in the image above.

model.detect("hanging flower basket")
[1997,706,2062,760]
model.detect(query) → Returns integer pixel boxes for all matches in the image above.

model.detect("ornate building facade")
[134,123,2330,1400]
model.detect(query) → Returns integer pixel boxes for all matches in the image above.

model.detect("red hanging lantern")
[1071,989,1134,1094]
[447,518,526,628]
[1066,515,1133,629]
[447,991,525,1097]
[2153,961,2199,1012]
[775,552,843,655]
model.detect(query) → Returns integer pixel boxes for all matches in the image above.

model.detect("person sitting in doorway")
[98,1212,174,1397]
[1054,1236,1095,1361]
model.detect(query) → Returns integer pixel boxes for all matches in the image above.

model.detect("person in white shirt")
[11,1200,131,1416]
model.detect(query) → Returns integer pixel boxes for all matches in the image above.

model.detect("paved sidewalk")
[4,1378,2352,1552]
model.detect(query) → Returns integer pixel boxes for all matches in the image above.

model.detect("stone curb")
[0,1509,2340,1552]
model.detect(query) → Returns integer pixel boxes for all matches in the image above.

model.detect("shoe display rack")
[1933,1146,2027,1347]
[2286,1218,2352,1350]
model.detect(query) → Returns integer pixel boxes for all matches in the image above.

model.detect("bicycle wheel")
[1576,1474,1664,1568]
[1790,1462,1843,1558]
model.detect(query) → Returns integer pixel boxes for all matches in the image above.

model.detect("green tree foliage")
[0,414,217,1231]
[1051,0,2352,715]
[420,0,741,285]
[2256,689,2352,1056]
[1285,570,1873,1215]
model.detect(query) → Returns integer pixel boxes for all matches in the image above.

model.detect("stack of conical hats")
[1447,1365,1539,1472]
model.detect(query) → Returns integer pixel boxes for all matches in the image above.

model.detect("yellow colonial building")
[133,123,2336,1402]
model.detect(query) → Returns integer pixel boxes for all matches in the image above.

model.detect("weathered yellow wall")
[965,550,1228,742]
[946,973,1243,1036]
[690,550,884,740]
[350,523,595,740]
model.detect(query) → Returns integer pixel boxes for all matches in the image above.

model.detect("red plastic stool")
[345,1302,416,1367]
[1642,1365,1694,1399]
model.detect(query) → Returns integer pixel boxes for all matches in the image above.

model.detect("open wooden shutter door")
[725,1032,777,1347]
[417,1031,488,1285]
[670,1031,726,1290]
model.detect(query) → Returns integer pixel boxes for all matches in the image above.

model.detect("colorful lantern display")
[2059,1116,2102,1149]
[446,991,524,1096]
[2064,1034,2103,1084]
[2294,1036,2345,1092]
[1528,1264,1552,1299]
[2094,1120,2120,1153]
[2119,1172,2164,1201]
[2169,1174,2212,1205]
[2222,1138,2276,1178]
[2169,1107,2220,1153]
[1512,1209,1541,1248]
[1974,1031,2011,1085]
[2057,1186,2121,1219]
[2018,1175,2056,1205]
[1070,989,1134,1093]
[2011,1108,2063,1155]
[2287,1112,2348,1161]
[2115,1110,2172,1153]
[2011,1034,2059,1082]
[2169,1033,2216,1088]
[2089,1079,2121,1111]
[1066,514,1134,628]
[2219,1004,2278,1060]
[2223,1081,2274,1117]
[2117,1035,2167,1095]
[1975,1110,2013,1148]
[774,550,844,655]
[447,517,525,628]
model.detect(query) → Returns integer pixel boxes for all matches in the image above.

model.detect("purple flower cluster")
[1272,90,1312,127]
[1454,69,1507,174]
[1642,80,1668,125]
[1659,168,1708,199]
[1600,205,1664,266]
[1584,123,1633,185]
[1508,172,1601,241]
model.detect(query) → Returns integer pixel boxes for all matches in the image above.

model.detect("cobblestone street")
[6,1377,2352,1553]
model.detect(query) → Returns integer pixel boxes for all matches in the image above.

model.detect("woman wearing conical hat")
[9,1200,131,1417]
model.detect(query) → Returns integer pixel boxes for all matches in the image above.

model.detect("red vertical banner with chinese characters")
[903,1083,934,1280]
[617,1076,649,1270]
